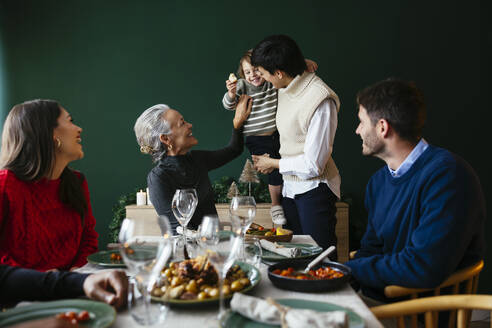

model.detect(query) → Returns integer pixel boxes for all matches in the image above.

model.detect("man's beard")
[362,133,385,157]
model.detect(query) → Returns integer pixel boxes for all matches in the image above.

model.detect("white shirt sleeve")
[278,98,338,179]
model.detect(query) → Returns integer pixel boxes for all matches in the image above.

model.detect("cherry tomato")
[77,310,90,322]
[55,313,66,320]
[65,312,77,320]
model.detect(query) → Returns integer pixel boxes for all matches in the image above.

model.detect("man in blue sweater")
[346,79,485,302]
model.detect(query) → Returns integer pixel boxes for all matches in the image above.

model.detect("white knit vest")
[277,72,340,181]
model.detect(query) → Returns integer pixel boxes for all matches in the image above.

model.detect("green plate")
[0,299,116,328]
[261,243,322,261]
[152,261,261,307]
[87,250,126,268]
[223,298,365,328]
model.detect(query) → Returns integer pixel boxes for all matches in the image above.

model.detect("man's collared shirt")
[388,138,429,177]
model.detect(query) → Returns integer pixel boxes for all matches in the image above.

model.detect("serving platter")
[267,258,351,292]
[151,261,261,307]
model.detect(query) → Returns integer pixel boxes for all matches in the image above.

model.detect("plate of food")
[223,298,364,328]
[0,299,116,328]
[151,257,261,306]
[87,250,126,268]
[267,258,351,292]
[245,223,293,242]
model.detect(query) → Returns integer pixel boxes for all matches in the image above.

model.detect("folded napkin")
[230,293,282,325]
[230,293,348,328]
[260,239,302,258]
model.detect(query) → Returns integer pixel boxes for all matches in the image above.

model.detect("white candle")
[136,190,147,206]
[146,187,152,206]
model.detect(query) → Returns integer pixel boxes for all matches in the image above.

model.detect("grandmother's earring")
[55,138,62,149]
[168,144,173,151]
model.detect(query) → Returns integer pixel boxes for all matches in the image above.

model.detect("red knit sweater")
[0,169,98,271]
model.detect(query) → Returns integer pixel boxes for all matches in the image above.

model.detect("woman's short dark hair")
[251,35,307,77]
[0,99,87,220]
[357,79,427,143]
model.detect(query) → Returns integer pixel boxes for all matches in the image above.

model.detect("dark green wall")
[0,0,489,292]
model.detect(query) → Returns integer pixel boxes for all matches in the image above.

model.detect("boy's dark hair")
[357,78,426,143]
[251,35,307,77]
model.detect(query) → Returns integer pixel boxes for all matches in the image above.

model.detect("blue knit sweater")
[346,145,485,301]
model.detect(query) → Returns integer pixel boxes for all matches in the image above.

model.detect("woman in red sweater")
[0,99,98,271]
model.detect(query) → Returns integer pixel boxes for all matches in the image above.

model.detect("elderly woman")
[134,95,252,232]
[0,99,98,271]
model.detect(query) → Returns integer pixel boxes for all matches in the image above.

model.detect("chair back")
[382,260,484,328]
[371,294,492,328]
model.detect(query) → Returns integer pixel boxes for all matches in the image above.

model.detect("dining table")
[73,234,384,328]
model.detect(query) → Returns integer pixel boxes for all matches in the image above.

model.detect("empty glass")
[197,215,241,324]
[229,196,256,236]
[119,215,173,326]
[229,196,256,261]
[243,237,262,269]
[172,188,198,259]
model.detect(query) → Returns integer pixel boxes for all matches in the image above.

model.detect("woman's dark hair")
[251,34,307,77]
[0,99,87,220]
[356,79,427,143]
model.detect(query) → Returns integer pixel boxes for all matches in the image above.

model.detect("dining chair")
[371,294,492,328]
[349,250,483,328]
[382,260,484,328]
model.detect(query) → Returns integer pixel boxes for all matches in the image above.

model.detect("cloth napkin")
[259,239,302,258]
[230,293,348,328]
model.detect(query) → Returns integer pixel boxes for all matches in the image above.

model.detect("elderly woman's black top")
[148,127,243,232]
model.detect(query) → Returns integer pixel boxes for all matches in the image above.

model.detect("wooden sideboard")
[125,202,349,262]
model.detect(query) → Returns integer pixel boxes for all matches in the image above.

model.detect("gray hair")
[134,104,171,162]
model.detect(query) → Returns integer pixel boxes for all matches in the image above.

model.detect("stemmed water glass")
[118,215,173,326]
[229,196,256,260]
[197,215,241,324]
[172,188,198,259]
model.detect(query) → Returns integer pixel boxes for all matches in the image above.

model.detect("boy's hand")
[225,80,237,100]
[305,59,318,72]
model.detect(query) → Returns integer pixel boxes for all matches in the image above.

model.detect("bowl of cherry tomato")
[267,258,351,292]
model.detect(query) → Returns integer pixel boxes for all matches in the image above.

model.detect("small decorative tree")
[227,181,239,199]
[239,159,260,196]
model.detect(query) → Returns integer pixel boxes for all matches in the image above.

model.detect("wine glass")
[243,237,262,269]
[197,215,241,324]
[119,215,173,326]
[172,188,198,259]
[229,196,256,260]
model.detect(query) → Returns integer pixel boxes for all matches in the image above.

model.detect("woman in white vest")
[251,35,341,253]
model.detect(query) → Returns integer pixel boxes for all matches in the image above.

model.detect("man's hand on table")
[83,270,128,310]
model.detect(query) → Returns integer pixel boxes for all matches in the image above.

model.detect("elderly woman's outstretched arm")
[194,95,252,171]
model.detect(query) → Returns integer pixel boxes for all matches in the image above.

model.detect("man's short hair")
[251,35,307,78]
[357,79,427,143]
